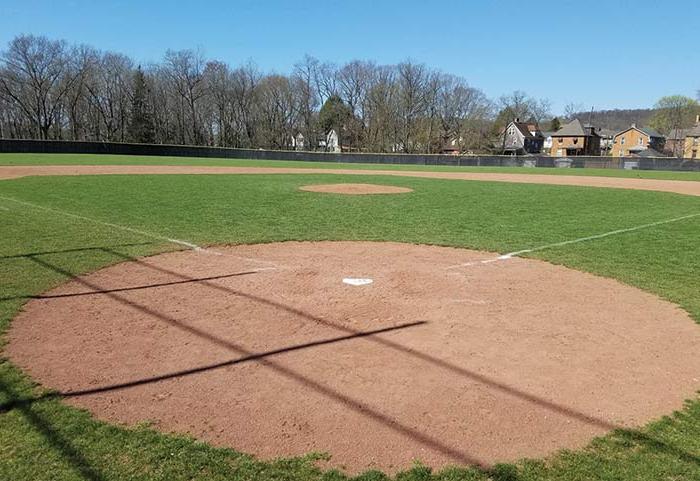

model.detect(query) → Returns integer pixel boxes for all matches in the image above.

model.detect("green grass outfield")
[1,172,699,481]
[2,153,700,181]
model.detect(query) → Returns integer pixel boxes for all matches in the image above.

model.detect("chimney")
[696,114,700,124]
[631,122,636,128]
[514,117,520,123]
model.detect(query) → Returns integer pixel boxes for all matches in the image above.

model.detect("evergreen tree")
[128,67,155,143]
[318,95,353,134]
[549,117,561,131]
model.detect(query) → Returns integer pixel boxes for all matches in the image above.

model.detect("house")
[542,131,554,152]
[291,132,305,150]
[441,136,465,155]
[683,120,700,159]
[321,129,340,153]
[550,119,601,156]
[665,128,690,157]
[598,128,616,155]
[663,116,700,157]
[611,124,665,157]
[501,119,545,155]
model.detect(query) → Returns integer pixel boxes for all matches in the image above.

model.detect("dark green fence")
[1,139,698,171]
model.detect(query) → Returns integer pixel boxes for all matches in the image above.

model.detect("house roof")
[667,128,689,140]
[639,126,664,138]
[615,125,664,139]
[552,119,598,137]
[510,121,544,139]
[667,126,700,139]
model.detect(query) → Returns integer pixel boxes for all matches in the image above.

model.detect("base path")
[7,242,700,474]
[0,164,699,196]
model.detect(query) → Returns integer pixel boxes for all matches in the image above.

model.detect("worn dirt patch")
[6,241,700,474]
[1,164,699,196]
[299,183,413,195]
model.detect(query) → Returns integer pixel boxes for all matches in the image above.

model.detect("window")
[621,137,626,145]
[638,137,643,145]
[693,150,698,159]
[558,138,563,144]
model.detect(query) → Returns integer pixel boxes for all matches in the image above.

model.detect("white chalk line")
[446,212,700,270]
[0,194,278,269]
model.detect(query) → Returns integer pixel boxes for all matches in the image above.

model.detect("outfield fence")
[1,139,698,171]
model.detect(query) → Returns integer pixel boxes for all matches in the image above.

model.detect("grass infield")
[1,171,699,480]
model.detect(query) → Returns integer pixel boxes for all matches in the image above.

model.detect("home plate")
[343,277,373,286]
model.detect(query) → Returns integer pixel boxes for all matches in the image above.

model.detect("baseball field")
[1,153,699,481]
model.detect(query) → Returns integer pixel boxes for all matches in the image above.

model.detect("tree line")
[2,35,698,154]
[0,34,547,153]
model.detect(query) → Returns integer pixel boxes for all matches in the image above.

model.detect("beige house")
[683,123,700,159]
[611,124,665,157]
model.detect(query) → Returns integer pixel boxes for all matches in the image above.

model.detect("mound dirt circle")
[7,241,700,473]
[299,183,413,194]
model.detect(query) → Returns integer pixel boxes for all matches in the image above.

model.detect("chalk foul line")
[0,194,277,268]
[446,212,700,270]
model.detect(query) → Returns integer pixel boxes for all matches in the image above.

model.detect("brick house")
[550,119,601,156]
[611,124,665,157]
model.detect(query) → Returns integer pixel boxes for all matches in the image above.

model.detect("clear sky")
[1,0,698,114]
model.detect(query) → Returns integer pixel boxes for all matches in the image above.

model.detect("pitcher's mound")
[7,242,700,474]
[299,183,413,194]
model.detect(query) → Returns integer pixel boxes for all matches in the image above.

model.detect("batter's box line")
[0,194,279,269]
[446,212,700,270]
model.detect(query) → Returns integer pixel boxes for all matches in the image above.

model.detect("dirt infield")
[7,242,700,473]
[1,164,699,196]
[299,183,413,194]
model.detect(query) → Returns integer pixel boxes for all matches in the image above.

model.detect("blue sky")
[1,0,698,114]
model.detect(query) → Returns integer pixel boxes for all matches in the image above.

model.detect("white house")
[542,132,554,152]
[324,129,340,153]
[291,132,305,150]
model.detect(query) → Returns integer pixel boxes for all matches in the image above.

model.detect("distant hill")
[569,108,656,132]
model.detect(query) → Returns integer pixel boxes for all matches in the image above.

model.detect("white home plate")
[342,278,373,286]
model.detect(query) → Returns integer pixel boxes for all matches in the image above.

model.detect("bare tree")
[396,61,430,153]
[293,55,321,148]
[313,61,338,105]
[161,49,208,144]
[230,62,260,147]
[563,102,585,121]
[0,35,85,139]
[436,74,492,153]
[364,65,399,152]
[254,75,300,149]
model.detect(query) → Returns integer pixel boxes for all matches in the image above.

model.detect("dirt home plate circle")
[7,241,700,474]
